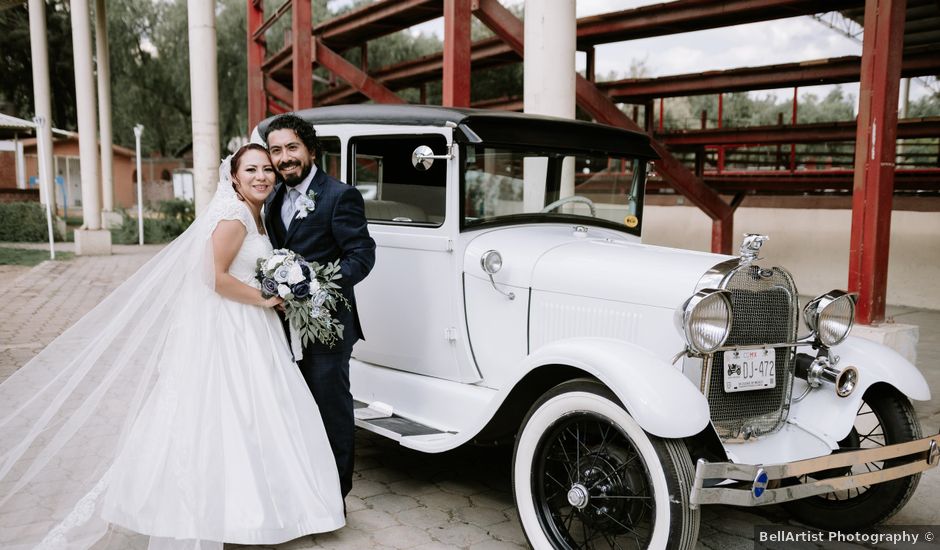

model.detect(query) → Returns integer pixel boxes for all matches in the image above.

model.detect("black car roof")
[258,105,658,159]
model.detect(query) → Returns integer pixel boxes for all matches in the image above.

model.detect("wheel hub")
[566,483,590,509]
[533,412,656,548]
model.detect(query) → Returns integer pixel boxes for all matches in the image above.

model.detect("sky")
[327,0,935,106]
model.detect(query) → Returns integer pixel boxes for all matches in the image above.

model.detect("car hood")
[464,225,732,309]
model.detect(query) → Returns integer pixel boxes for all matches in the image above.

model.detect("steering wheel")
[539,195,597,217]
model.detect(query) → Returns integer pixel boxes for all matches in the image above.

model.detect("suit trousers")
[296,349,355,497]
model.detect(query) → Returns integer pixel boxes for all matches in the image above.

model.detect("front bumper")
[690,433,940,507]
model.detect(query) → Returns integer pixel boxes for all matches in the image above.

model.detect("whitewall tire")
[512,380,699,550]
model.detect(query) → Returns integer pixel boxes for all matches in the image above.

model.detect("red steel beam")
[472,95,524,111]
[316,37,516,105]
[292,0,313,110]
[314,46,940,109]
[576,0,864,47]
[251,0,292,41]
[443,0,472,107]
[314,39,406,105]
[262,44,293,75]
[247,0,266,131]
[265,77,294,107]
[268,98,289,115]
[700,170,940,193]
[315,0,442,52]
[849,0,907,325]
[599,50,940,102]
[473,0,734,248]
[659,118,940,147]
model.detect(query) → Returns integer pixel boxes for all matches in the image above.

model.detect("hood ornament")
[740,234,769,263]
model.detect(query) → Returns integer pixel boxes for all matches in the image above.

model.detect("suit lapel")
[283,169,327,247]
[265,182,284,248]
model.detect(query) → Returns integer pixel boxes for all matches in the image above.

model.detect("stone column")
[523,0,576,211]
[70,0,112,254]
[28,0,56,210]
[95,0,120,228]
[188,0,220,215]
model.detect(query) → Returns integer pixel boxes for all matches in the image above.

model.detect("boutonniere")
[294,189,316,219]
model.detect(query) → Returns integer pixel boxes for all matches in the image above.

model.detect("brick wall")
[0,151,17,189]
[0,189,39,203]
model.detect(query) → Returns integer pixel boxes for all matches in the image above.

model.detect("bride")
[0,144,345,549]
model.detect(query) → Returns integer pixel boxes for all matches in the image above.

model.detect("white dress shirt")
[280,165,318,230]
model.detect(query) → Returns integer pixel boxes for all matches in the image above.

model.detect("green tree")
[106,0,192,156]
[0,1,77,129]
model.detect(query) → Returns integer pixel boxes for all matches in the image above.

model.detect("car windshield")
[463,145,645,234]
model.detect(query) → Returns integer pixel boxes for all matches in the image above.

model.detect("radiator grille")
[706,265,799,440]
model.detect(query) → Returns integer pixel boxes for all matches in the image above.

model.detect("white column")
[95,0,117,224]
[33,117,56,259]
[70,0,111,254]
[28,0,56,211]
[14,138,26,190]
[188,0,220,215]
[523,0,576,210]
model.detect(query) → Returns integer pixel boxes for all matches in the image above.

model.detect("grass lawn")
[0,247,74,266]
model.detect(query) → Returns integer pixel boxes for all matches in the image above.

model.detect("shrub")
[0,202,63,242]
[110,198,195,244]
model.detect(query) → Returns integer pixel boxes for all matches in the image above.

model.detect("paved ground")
[1,243,938,549]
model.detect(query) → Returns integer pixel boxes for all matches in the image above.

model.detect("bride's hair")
[229,143,274,198]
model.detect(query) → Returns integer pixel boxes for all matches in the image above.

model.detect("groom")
[263,113,375,498]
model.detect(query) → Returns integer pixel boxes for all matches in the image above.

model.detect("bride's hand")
[261,296,284,308]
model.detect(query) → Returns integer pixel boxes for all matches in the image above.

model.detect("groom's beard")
[278,161,312,186]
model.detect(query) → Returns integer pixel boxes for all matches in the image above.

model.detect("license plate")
[724,348,776,392]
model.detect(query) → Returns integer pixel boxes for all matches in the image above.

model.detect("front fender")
[788,336,931,445]
[520,337,710,438]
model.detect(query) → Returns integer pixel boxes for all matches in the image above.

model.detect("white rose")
[274,265,291,283]
[287,263,305,285]
[264,256,282,271]
[309,279,321,292]
[277,284,292,298]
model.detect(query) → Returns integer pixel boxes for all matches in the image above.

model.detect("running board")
[353,399,450,442]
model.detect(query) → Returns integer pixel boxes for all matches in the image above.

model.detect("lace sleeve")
[204,197,254,236]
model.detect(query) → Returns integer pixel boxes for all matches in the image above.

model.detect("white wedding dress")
[0,160,344,550]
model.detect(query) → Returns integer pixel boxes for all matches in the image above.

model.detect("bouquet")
[256,249,349,351]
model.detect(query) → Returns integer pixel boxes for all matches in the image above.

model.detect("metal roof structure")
[246,0,938,323]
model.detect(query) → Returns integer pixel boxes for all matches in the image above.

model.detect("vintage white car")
[255,105,939,550]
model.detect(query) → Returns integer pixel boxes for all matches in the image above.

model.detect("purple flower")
[300,262,311,280]
[292,282,311,299]
[261,277,279,297]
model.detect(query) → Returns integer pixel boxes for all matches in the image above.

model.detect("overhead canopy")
[0,112,73,140]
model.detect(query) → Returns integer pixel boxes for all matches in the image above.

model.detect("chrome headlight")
[677,289,733,354]
[803,290,857,347]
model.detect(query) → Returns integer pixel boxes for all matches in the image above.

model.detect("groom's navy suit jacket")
[264,168,376,355]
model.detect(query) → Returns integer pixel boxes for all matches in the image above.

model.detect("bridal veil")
[0,157,245,550]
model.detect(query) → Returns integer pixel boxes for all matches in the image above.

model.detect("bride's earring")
[232,178,246,201]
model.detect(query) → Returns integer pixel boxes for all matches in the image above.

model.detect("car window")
[463,145,644,235]
[318,137,341,176]
[350,135,447,227]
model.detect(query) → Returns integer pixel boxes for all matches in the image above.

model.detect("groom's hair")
[263,114,319,158]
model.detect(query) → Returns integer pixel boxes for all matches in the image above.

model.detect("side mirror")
[411,145,453,171]
[412,145,435,171]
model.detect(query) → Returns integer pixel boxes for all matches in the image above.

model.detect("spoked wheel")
[513,380,699,550]
[784,384,923,529]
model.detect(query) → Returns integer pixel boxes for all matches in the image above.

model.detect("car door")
[349,129,480,383]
